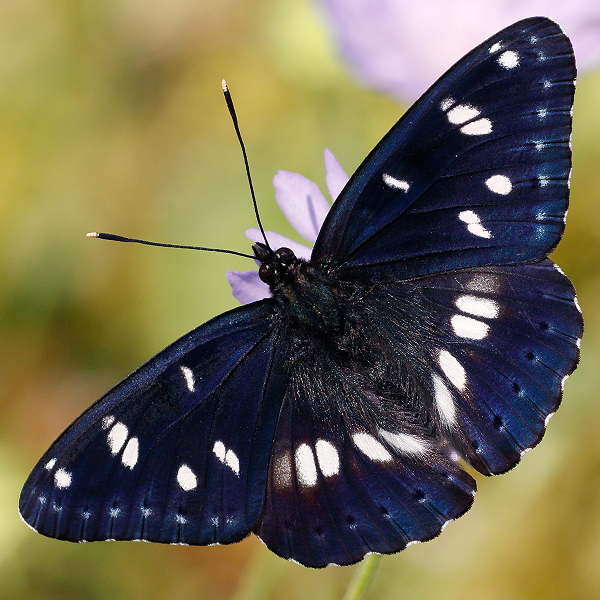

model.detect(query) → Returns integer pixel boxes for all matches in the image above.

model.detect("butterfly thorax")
[253,244,435,425]
[253,242,343,334]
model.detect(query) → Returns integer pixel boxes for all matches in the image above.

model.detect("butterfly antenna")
[222,79,272,252]
[86,232,255,260]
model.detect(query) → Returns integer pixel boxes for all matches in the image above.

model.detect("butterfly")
[20,17,582,568]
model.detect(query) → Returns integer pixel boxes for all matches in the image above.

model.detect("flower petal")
[273,170,331,244]
[245,228,312,260]
[321,0,600,101]
[324,149,349,201]
[226,270,270,304]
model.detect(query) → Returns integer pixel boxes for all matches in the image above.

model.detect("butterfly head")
[254,243,300,288]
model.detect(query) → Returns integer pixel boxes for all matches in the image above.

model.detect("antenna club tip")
[86,232,99,238]
[221,79,228,92]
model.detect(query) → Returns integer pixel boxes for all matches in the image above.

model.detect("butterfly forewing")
[20,301,290,545]
[313,17,575,281]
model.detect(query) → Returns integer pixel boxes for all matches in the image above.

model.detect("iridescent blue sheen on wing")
[410,258,581,474]
[256,371,476,567]
[313,18,575,281]
[20,301,287,544]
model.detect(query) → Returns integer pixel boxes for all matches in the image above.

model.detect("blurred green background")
[1,1,599,599]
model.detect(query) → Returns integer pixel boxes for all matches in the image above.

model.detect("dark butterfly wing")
[255,344,476,567]
[312,17,576,281]
[19,301,291,545]
[379,259,581,475]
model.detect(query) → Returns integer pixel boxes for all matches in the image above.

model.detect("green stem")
[342,554,382,600]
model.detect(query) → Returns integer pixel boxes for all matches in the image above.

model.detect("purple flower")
[226,149,349,304]
[320,0,600,101]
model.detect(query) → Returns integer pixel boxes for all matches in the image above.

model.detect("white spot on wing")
[213,441,240,476]
[489,42,502,53]
[175,514,187,524]
[352,433,392,462]
[456,295,499,318]
[181,366,195,392]
[538,108,548,119]
[54,468,72,489]
[45,458,57,470]
[107,422,128,455]
[382,173,410,191]
[458,210,478,224]
[497,50,519,69]
[447,104,480,125]
[213,441,226,461]
[460,118,493,136]
[438,350,467,391]
[432,375,456,425]
[466,273,500,293]
[295,443,318,487]
[315,439,340,477]
[451,314,490,340]
[485,174,512,195]
[539,176,550,187]
[122,437,139,469]
[458,210,491,238]
[274,453,292,489]
[439,97,454,111]
[225,449,240,476]
[177,464,197,491]
[110,507,121,518]
[379,430,428,455]
[140,507,152,517]
[102,415,115,430]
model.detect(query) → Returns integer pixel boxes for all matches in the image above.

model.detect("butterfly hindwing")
[412,258,582,474]
[19,301,291,545]
[312,17,575,281]
[256,355,476,567]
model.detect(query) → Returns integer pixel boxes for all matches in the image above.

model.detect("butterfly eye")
[275,247,295,263]
[259,262,277,285]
